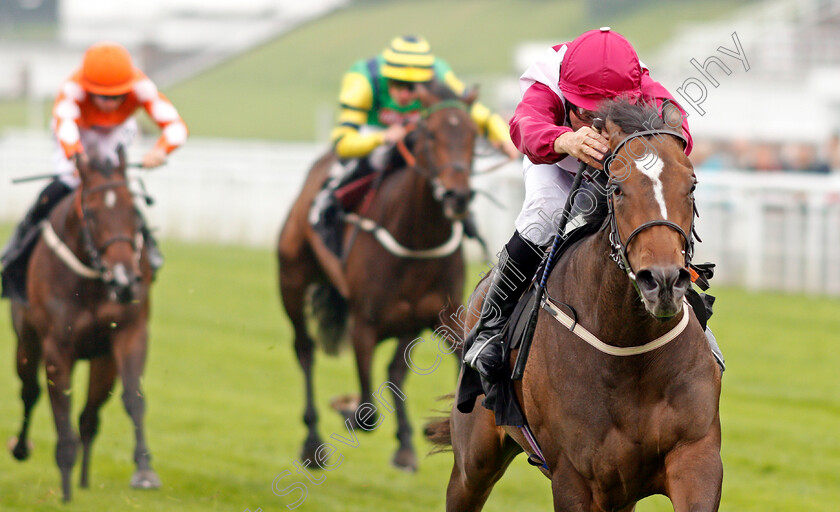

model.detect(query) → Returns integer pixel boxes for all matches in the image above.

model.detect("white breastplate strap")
[541,297,689,356]
[39,220,102,279]
[344,213,463,259]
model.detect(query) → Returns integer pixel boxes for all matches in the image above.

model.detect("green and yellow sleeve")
[331,71,385,158]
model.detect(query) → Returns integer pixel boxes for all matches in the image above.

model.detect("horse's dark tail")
[424,394,454,454]
[307,283,348,356]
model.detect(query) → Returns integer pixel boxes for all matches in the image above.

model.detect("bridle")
[75,179,144,279]
[396,99,475,203]
[604,129,697,281]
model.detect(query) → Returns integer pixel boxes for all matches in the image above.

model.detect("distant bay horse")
[278,82,478,471]
[8,149,159,502]
[428,98,722,511]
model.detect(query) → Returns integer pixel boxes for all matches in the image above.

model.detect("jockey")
[464,28,723,380]
[311,35,519,255]
[0,41,187,292]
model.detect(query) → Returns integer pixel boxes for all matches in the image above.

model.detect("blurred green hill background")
[0,0,752,140]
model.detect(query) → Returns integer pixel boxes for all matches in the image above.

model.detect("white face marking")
[634,156,668,219]
[104,190,117,209]
[448,114,460,126]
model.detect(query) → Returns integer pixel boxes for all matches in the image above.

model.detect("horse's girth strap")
[39,220,102,279]
[541,298,689,356]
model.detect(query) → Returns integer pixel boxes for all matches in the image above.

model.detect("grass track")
[0,221,838,510]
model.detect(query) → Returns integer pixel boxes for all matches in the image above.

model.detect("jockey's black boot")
[463,231,543,381]
[141,225,164,274]
[1,179,72,267]
[310,157,375,257]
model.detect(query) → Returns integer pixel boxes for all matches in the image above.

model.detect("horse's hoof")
[130,469,161,489]
[330,394,360,419]
[301,435,324,463]
[392,448,418,473]
[7,437,33,461]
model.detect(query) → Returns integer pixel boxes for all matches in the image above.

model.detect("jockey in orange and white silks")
[1,41,186,288]
[52,41,188,188]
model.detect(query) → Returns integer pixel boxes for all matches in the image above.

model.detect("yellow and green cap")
[381,36,435,83]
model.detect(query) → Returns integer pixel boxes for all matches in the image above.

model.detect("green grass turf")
[0,220,838,510]
[0,0,753,139]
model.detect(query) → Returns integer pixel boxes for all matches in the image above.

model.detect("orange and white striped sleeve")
[51,79,85,159]
[133,75,188,154]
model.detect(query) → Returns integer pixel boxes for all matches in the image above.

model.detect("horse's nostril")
[674,268,691,292]
[635,269,659,293]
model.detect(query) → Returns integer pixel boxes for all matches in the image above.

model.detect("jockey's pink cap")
[559,28,643,111]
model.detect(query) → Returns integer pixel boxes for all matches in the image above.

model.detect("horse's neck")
[378,166,450,244]
[560,229,683,345]
[52,193,87,260]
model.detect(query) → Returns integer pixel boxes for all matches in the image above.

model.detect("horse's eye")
[612,185,623,197]
[689,182,696,194]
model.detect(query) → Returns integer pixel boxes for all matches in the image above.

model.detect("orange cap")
[80,42,138,95]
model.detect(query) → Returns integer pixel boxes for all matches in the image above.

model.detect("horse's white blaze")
[105,190,117,209]
[448,114,460,126]
[635,156,668,219]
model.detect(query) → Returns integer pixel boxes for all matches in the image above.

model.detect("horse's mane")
[595,96,665,134]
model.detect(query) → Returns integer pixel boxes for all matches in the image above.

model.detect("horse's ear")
[603,118,625,150]
[74,152,91,181]
[661,100,685,132]
[463,85,479,106]
[116,144,127,172]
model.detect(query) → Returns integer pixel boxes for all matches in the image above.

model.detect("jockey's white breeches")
[53,118,139,188]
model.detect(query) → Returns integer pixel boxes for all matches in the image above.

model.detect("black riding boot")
[311,157,373,257]
[1,179,72,266]
[463,231,543,381]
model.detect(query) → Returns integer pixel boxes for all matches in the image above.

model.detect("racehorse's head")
[412,82,478,220]
[76,146,144,304]
[598,98,696,318]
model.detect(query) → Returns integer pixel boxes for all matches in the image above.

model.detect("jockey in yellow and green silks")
[310,35,518,256]
[330,35,518,160]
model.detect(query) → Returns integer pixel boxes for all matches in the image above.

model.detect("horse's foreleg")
[663,422,723,512]
[446,397,519,511]
[43,341,76,502]
[78,355,117,488]
[11,323,42,461]
[350,321,379,431]
[388,334,417,471]
[112,324,161,490]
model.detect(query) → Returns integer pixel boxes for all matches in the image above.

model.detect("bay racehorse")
[278,82,477,471]
[8,148,159,501]
[427,98,722,511]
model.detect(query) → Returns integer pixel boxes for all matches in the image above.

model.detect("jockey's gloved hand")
[143,147,167,169]
[383,123,408,145]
